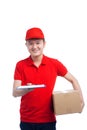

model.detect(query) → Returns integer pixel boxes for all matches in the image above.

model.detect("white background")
[0,0,87,129]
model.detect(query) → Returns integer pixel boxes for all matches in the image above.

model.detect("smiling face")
[25,39,45,58]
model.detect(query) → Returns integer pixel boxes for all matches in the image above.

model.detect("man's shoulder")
[43,55,62,67]
[16,57,30,65]
[44,55,59,62]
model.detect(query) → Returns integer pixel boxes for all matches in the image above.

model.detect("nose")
[33,43,37,48]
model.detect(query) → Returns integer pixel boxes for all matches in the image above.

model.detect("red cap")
[25,27,44,40]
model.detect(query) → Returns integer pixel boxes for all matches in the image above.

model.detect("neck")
[31,54,43,67]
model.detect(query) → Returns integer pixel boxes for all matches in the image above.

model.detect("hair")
[27,38,45,42]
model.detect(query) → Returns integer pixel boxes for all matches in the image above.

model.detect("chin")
[32,53,42,57]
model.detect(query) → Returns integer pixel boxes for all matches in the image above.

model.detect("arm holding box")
[64,72,85,109]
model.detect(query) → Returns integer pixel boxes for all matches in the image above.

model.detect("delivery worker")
[13,27,84,130]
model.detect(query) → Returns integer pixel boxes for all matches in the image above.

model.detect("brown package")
[52,90,83,115]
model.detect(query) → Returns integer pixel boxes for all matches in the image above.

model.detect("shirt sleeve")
[56,59,68,76]
[14,61,23,80]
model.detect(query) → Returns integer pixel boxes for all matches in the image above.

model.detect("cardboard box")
[52,90,83,115]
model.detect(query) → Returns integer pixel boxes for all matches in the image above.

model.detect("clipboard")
[17,84,46,90]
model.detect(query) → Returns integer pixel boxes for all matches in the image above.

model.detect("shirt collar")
[27,55,47,66]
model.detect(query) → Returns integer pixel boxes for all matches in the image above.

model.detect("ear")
[25,42,27,46]
[43,41,46,47]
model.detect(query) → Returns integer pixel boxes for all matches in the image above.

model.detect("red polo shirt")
[14,55,68,123]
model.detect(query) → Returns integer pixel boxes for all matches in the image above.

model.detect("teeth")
[33,50,38,52]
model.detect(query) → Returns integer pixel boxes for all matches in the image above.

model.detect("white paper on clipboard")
[16,84,46,90]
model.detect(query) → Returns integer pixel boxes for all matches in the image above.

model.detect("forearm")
[12,80,33,97]
[71,77,81,90]
[65,72,82,91]
[64,72,85,107]
[71,79,83,97]
[71,79,85,108]
[12,87,33,97]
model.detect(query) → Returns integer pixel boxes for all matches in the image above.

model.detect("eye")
[29,42,33,45]
[36,42,40,44]
[27,42,33,46]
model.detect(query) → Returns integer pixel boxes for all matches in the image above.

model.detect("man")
[13,27,84,130]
